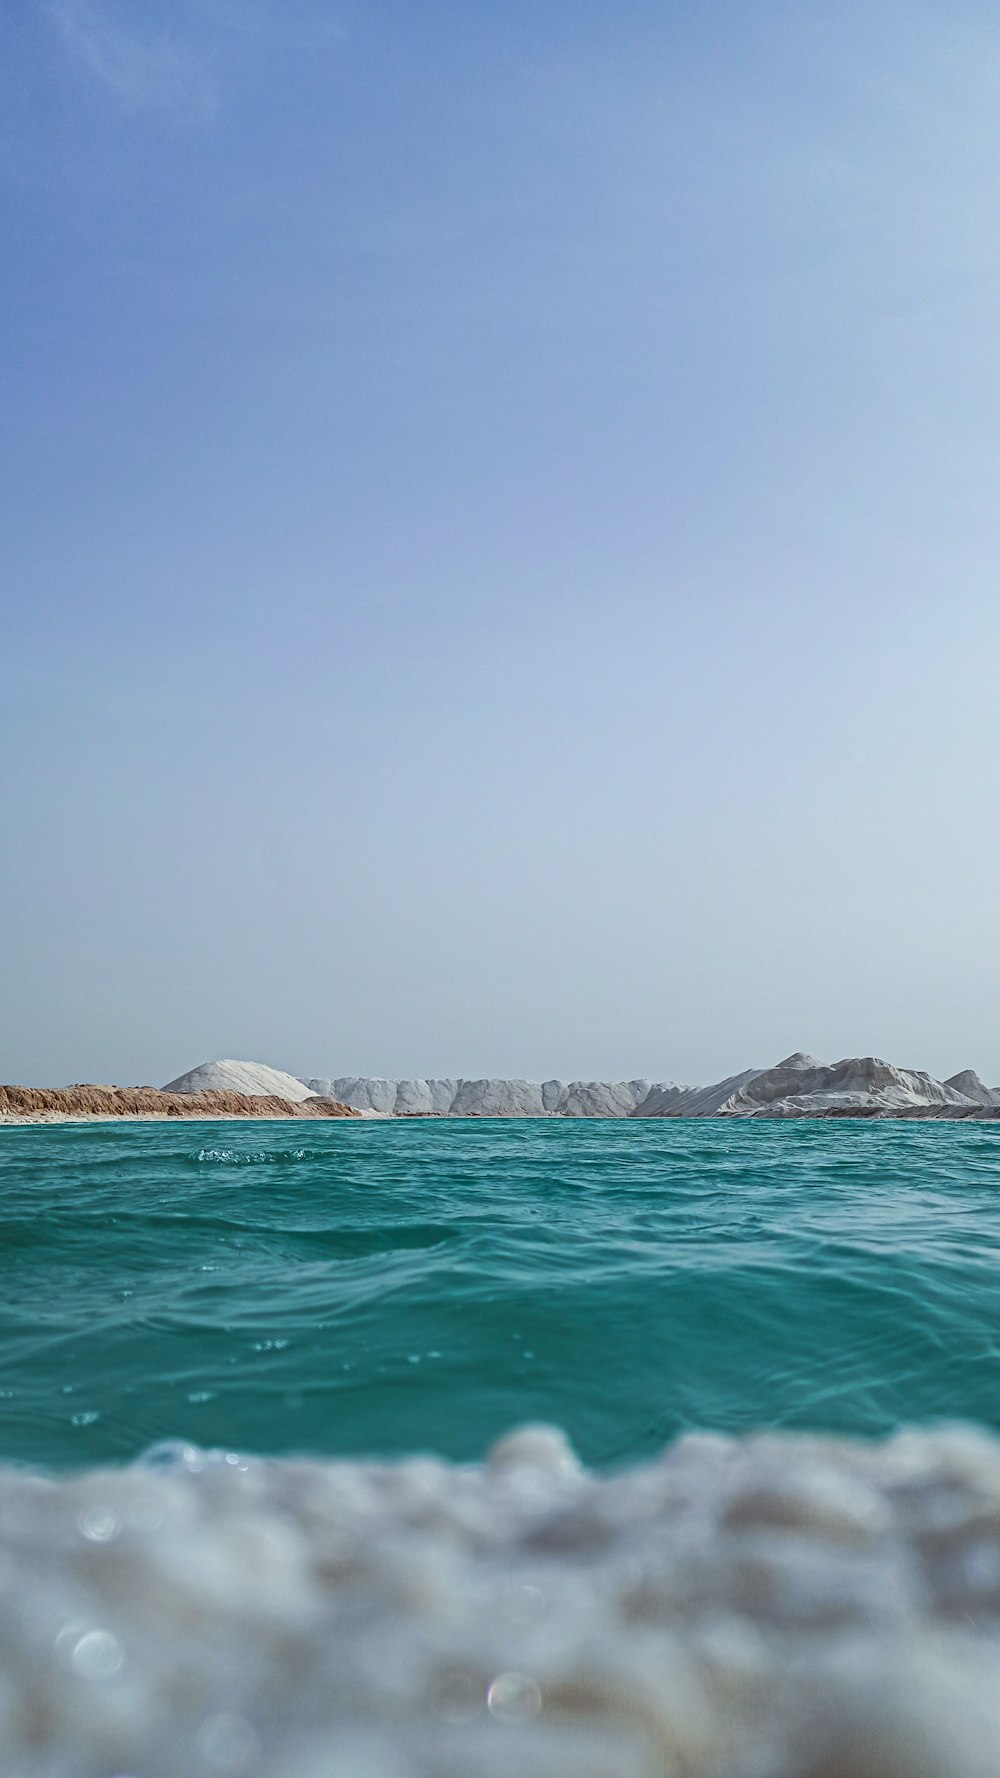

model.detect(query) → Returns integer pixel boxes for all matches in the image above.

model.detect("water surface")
[2,1117,999,1468]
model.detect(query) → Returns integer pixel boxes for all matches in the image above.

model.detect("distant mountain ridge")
[158,1056,1000,1117]
[299,1057,1000,1117]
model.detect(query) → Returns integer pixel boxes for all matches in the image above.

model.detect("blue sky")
[3,0,1000,1086]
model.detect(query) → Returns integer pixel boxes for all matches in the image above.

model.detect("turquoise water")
[2,1117,1000,1470]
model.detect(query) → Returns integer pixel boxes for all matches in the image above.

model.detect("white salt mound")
[944,1070,1000,1108]
[163,1060,314,1103]
[8,1422,1000,1777]
[639,1069,764,1117]
[718,1055,982,1116]
[305,1056,1000,1119]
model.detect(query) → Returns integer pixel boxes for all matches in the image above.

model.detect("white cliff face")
[558,1080,653,1117]
[304,1078,675,1117]
[305,1078,456,1115]
[392,1078,449,1116]
[451,1078,547,1116]
[162,1061,315,1103]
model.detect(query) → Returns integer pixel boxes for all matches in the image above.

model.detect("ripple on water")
[0,1118,1000,1467]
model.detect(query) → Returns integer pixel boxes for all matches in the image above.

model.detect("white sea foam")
[5,1423,1000,1776]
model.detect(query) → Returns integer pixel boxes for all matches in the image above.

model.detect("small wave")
[10,1118,1000,1482]
[193,1147,312,1166]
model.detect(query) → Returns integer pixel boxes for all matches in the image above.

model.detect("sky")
[3,0,1000,1088]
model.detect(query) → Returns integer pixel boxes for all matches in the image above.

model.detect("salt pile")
[163,1061,316,1103]
[717,1053,988,1117]
[303,1071,768,1117]
[301,1058,1000,1118]
[6,1423,1000,1776]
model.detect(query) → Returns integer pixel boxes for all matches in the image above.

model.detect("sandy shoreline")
[3,1108,998,1127]
[0,1109,388,1126]
[0,1082,366,1124]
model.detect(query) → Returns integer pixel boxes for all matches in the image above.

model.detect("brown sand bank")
[0,1084,359,1123]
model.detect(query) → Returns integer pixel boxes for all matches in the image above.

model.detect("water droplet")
[487,1671,542,1721]
[79,1505,121,1543]
[70,1629,124,1680]
[54,1621,86,1663]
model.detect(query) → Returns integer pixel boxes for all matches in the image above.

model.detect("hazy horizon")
[4,0,1000,1088]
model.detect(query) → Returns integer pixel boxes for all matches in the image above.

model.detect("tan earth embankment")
[0,1085,359,1123]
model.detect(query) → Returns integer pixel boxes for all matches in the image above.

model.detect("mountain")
[163,1060,315,1103]
[716,1055,981,1117]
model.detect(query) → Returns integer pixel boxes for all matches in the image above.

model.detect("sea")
[5,1116,1000,1776]
[3,1115,1000,1471]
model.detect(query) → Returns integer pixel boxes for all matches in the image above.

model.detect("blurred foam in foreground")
[4,1422,1000,1777]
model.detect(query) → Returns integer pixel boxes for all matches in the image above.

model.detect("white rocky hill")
[715,1053,987,1117]
[943,1070,1000,1108]
[637,1069,763,1117]
[163,1060,315,1103]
